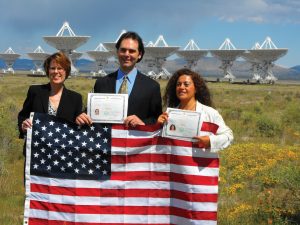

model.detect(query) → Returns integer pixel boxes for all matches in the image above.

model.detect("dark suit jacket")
[94,70,162,124]
[18,83,82,139]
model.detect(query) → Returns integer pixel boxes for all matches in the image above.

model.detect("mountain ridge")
[1,57,299,80]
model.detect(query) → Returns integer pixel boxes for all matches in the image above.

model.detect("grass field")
[0,74,299,224]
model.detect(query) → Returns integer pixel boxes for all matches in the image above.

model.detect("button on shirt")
[115,68,137,95]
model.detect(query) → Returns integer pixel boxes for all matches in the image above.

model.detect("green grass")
[0,74,299,224]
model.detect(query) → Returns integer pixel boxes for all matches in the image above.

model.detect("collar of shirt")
[116,68,138,95]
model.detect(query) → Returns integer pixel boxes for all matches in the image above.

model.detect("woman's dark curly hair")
[163,68,212,107]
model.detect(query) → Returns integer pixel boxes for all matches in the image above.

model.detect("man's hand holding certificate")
[87,93,128,124]
[162,108,202,142]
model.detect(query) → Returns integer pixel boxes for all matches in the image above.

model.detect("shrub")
[284,95,292,102]
[225,108,242,120]
[241,111,255,125]
[264,93,272,102]
[253,105,262,114]
[256,116,281,137]
[281,103,300,131]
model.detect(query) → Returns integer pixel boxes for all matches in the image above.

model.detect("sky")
[0,0,299,68]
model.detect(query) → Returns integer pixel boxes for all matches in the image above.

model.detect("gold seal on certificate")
[87,93,128,124]
[162,108,202,142]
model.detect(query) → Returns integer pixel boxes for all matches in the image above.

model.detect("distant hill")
[0,59,34,70]
[1,57,299,80]
[290,65,300,73]
[165,57,300,80]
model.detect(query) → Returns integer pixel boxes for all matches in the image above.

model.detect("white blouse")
[195,101,233,152]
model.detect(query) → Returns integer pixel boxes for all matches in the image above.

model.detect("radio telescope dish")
[242,43,261,63]
[103,30,126,50]
[242,43,263,81]
[176,39,208,70]
[139,41,158,79]
[210,38,245,81]
[0,47,21,74]
[43,21,90,75]
[27,46,50,75]
[102,30,127,69]
[87,43,113,76]
[144,35,179,79]
[70,51,82,61]
[249,37,288,82]
[70,51,83,74]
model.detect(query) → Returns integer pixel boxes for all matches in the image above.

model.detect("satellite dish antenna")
[27,46,50,75]
[70,50,83,73]
[0,47,21,74]
[43,21,90,75]
[176,39,208,70]
[144,35,179,79]
[102,29,127,52]
[139,41,157,79]
[102,30,127,69]
[210,38,245,81]
[248,37,288,83]
[242,43,263,81]
[87,43,114,77]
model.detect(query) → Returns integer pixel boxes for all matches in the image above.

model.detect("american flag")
[24,113,220,225]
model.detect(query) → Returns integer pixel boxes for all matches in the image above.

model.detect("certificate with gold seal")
[87,93,128,124]
[162,108,202,142]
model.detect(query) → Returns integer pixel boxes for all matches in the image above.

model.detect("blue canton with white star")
[30,113,111,180]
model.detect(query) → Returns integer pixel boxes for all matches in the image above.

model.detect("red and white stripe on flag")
[24,122,219,225]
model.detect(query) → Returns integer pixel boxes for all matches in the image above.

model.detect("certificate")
[162,108,202,142]
[87,93,128,124]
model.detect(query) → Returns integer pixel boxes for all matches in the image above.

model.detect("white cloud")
[212,0,300,23]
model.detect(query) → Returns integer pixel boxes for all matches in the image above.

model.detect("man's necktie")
[118,75,128,94]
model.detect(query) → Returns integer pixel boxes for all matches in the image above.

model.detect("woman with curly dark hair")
[157,68,233,151]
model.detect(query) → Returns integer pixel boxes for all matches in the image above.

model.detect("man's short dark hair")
[115,31,145,63]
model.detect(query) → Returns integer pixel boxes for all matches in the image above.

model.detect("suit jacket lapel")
[110,71,118,93]
[129,71,141,102]
[41,83,51,113]
[56,86,67,117]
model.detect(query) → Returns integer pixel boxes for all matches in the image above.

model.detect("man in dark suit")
[76,31,162,127]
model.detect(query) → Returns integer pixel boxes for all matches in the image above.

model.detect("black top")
[18,83,82,138]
